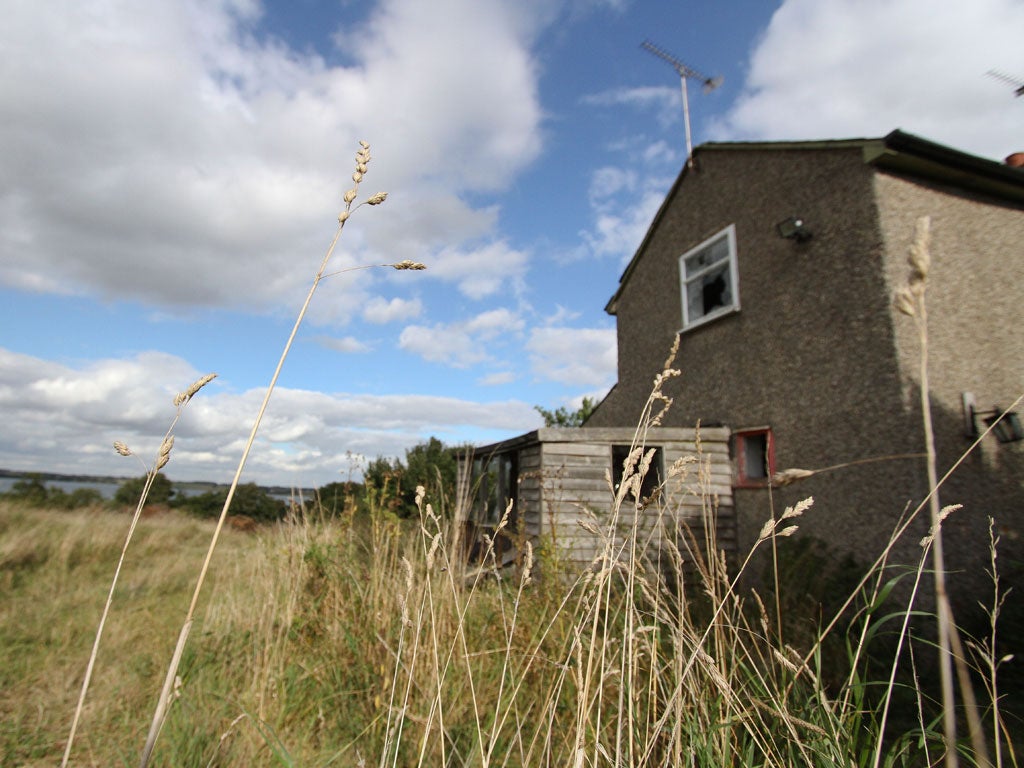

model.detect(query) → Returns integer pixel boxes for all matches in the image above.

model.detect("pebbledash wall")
[584,131,1024,612]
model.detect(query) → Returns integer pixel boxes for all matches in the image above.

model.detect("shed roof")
[460,426,730,458]
[605,130,1024,315]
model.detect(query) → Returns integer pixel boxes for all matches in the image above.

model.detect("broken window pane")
[679,225,739,328]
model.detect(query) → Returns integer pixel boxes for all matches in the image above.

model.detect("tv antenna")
[641,39,722,167]
[986,69,1024,97]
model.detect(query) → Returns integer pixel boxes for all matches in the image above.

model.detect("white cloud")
[466,308,525,337]
[0,346,538,487]
[580,164,670,264]
[362,296,423,324]
[477,371,518,386]
[0,0,546,313]
[427,241,531,299]
[582,85,681,127]
[399,324,487,367]
[543,305,581,325]
[714,0,1024,160]
[527,327,616,387]
[316,336,372,353]
[399,308,524,367]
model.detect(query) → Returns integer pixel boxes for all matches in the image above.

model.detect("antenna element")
[986,69,1024,97]
[641,40,722,166]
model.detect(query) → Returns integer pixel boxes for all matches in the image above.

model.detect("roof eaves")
[869,130,1024,203]
[603,130,1024,311]
[459,429,540,457]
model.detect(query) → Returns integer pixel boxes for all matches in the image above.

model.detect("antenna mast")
[641,39,722,167]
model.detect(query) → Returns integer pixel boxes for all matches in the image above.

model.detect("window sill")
[679,305,740,334]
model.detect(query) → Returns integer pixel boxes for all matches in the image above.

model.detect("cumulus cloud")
[713,0,1024,159]
[362,296,423,324]
[477,370,518,386]
[580,165,673,264]
[0,346,538,487]
[527,326,616,387]
[316,336,372,354]
[0,0,545,314]
[427,241,531,299]
[399,308,525,367]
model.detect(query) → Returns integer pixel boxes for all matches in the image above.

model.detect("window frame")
[734,428,775,488]
[678,224,740,331]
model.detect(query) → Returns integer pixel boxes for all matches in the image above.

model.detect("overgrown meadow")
[1,146,1020,767]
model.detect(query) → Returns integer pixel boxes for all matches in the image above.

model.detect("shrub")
[176,483,285,522]
[113,473,174,507]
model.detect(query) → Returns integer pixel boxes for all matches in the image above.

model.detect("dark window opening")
[467,451,518,564]
[471,451,517,526]
[735,429,774,488]
[701,270,729,314]
[612,445,665,505]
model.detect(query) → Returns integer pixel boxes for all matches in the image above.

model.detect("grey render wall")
[876,171,1024,603]
[589,144,1024,611]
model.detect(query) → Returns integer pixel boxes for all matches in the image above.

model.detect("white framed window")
[679,224,739,330]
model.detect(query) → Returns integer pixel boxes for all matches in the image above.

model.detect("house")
[585,130,1024,607]
[461,130,1023,609]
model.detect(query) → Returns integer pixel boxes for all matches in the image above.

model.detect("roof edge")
[604,130,1023,313]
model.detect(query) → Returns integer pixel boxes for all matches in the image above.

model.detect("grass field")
[2,489,1019,767]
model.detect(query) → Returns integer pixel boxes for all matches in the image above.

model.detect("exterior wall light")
[776,216,812,242]
[963,392,1024,443]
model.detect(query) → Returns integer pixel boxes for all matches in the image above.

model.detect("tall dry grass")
[3,450,1019,766]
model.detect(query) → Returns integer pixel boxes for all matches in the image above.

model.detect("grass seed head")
[895,288,917,317]
[155,436,174,470]
[113,441,132,457]
[908,215,931,281]
[174,373,218,406]
[771,467,815,487]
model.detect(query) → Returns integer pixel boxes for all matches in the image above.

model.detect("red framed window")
[734,428,774,488]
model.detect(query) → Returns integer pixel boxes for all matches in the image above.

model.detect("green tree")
[534,397,596,427]
[363,456,400,494]
[6,476,48,506]
[403,437,458,510]
[315,480,364,517]
[113,472,175,508]
[362,438,460,517]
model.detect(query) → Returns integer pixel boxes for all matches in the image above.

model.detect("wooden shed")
[456,426,735,570]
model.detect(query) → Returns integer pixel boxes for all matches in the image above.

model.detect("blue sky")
[2,0,1022,488]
